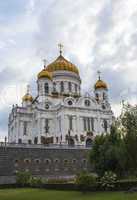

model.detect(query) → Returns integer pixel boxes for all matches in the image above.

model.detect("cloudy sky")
[0,0,137,140]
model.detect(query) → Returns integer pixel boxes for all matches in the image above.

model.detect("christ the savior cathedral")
[8,46,114,146]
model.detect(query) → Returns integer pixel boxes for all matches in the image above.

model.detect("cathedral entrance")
[34,137,38,144]
[18,139,22,144]
[68,138,75,146]
[86,138,92,147]
[41,136,46,144]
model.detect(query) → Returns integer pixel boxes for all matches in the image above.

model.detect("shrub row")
[1,179,137,191]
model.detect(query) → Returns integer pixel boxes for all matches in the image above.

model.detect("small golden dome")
[38,69,52,80]
[22,94,33,102]
[46,55,79,75]
[94,79,108,90]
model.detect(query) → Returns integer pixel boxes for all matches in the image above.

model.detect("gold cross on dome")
[43,59,47,68]
[97,70,101,80]
[58,43,63,55]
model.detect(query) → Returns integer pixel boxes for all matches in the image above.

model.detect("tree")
[90,124,125,176]
[90,103,137,178]
[121,104,137,174]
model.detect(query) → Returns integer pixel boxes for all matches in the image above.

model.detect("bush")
[75,172,97,192]
[29,177,44,187]
[113,179,137,191]
[16,171,32,186]
[100,171,117,190]
[47,178,71,184]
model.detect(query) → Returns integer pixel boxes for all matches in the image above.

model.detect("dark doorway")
[18,138,22,144]
[69,138,75,146]
[34,137,38,144]
[86,138,92,147]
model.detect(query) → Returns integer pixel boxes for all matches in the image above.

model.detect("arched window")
[60,81,64,93]
[54,159,60,164]
[14,159,19,167]
[24,159,31,164]
[14,159,19,164]
[82,159,87,165]
[75,84,77,93]
[68,116,73,130]
[86,138,92,147]
[85,100,90,107]
[96,93,99,100]
[103,92,106,100]
[68,82,72,92]
[45,83,49,94]
[72,159,77,164]
[45,119,49,133]
[34,159,41,164]
[53,82,56,92]
[104,119,108,132]
[64,159,69,165]
[23,121,27,135]
[44,159,51,165]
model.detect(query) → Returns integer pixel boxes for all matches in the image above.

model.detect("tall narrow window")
[45,119,49,133]
[68,82,72,92]
[104,119,108,132]
[75,84,77,93]
[45,83,49,94]
[23,121,27,135]
[96,93,99,100]
[69,116,73,130]
[53,82,56,92]
[83,118,86,131]
[60,81,64,93]
[87,118,90,131]
[103,92,106,100]
[59,117,61,132]
[91,118,94,131]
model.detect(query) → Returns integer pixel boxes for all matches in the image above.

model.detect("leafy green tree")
[90,103,137,178]
[121,105,137,175]
[90,124,125,176]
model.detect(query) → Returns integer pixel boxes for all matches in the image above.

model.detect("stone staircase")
[0,147,11,175]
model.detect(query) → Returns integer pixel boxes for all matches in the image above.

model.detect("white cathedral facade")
[8,47,114,146]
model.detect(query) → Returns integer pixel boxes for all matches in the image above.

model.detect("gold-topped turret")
[37,45,79,78]
[37,59,52,80]
[22,85,33,102]
[94,71,108,90]
[46,44,79,75]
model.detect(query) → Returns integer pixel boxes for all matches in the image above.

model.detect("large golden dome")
[38,69,52,80]
[94,79,108,90]
[46,55,79,75]
[22,94,33,102]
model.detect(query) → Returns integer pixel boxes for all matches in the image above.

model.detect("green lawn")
[0,188,137,200]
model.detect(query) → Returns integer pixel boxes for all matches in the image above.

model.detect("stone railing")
[0,142,91,149]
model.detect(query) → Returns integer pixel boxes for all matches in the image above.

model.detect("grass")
[0,188,137,200]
